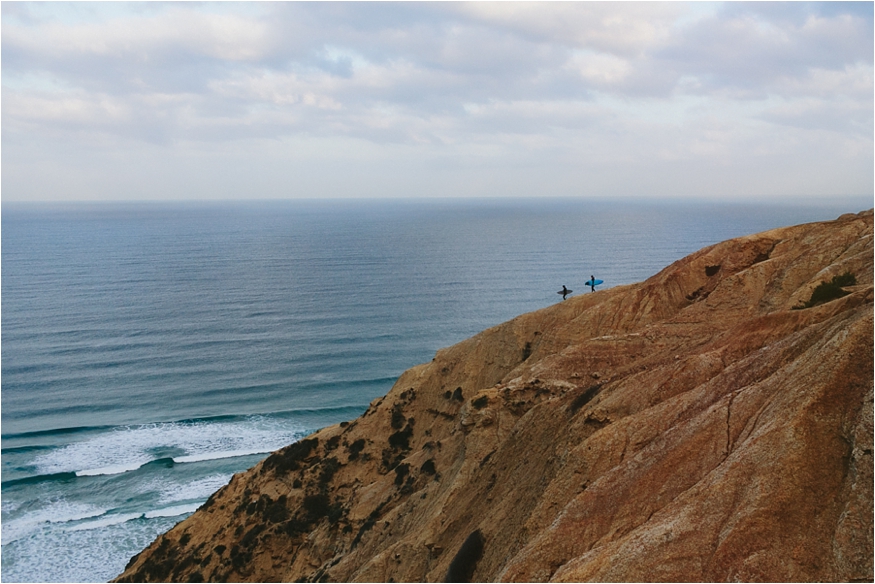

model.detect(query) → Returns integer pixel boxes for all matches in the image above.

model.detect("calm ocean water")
[1,198,865,582]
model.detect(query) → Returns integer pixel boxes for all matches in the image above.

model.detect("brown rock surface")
[116,210,873,583]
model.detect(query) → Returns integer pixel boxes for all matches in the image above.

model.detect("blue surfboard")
[585,279,604,287]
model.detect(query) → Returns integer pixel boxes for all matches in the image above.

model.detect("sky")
[2,1,873,203]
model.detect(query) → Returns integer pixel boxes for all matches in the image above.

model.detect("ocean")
[1,197,865,582]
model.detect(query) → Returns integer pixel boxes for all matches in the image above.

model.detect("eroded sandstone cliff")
[116,210,873,583]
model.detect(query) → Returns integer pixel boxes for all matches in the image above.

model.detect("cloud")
[455,1,687,57]
[1,1,871,202]
[566,50,634,86]
[2,5,273,62]
[655,3,873,96]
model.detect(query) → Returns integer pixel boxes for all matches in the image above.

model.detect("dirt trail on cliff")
[117,210,873,583]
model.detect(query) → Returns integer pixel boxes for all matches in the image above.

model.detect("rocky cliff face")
[116,210,873,583]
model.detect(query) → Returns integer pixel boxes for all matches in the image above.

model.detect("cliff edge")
[117,210,873,583]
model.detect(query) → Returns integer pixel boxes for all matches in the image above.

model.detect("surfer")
[559,285,571,300]
[589,275,597,292]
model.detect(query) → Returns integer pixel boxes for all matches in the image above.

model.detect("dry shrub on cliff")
[261,438,318,475]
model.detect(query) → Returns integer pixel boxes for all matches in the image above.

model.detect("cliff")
[116,210,874,583]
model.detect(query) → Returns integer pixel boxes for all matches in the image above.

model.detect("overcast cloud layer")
[2,1,873,202]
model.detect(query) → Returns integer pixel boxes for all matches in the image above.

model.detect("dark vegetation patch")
[244,493,284,518]
[364,398,383,417]
[213,545,226,556]
[388,424,414,451]
[199,491,217,512]
[420,459,437,475]
[229,544,251,571]
[452,387,464,401]
[327,502,344,524]
[705,265,721,277]
[472,396,489,409]
[394,463,410,486]
[262,438,318,475]
[302,493,330,520]
[568,384,603,415]
[169,554,199,581]
[381,449,401,472]
[795,272,857,309]
[280,518,312,538]
[400,474,416,494]
[347,438,366,461]
[120,536,178,582]
[325,435,341,452]
[318,457,341,485]
[240,524,264,549]
[271,490,342,541]
[263,496,289,524]
[444,529,485,583]
[522,341,532,361]
[391,403,406,430]
[179,532,192,548]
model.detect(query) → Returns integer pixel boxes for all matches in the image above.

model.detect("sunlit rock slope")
[117,210,873,583]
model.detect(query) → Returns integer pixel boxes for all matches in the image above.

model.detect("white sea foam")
[173,448,273,464]
[65,512,144,532]
[1,498,22,514]
[31,416,306,478]
[76,460,148,477]
[1,507,182,584]
[134,473,232,509]
[157,474,232,505]
[2,500,108,544]
[144,503,200,519]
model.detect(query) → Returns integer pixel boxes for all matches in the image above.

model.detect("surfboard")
[585,279,604,287]
[558,288,572,295]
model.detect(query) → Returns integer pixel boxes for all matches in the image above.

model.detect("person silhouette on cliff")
[559,285,571,300]
[589,276,597,293]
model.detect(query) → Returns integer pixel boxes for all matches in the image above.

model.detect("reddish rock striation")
[116,210,873,583]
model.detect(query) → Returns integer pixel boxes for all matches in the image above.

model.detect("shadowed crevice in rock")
[444,529,485,583]
[567,383,603,415]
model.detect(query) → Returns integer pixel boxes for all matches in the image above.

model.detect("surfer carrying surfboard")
[559,285,571,300]
[587,275,603,292]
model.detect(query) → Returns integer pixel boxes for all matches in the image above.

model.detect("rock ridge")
[116,210,873,583]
